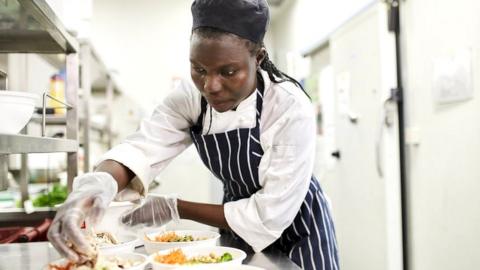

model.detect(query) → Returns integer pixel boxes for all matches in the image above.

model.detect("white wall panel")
[401,0,480,269]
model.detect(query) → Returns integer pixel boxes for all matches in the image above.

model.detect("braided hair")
[193,27,310,98]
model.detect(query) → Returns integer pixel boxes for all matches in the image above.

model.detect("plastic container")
[48,74,65,115]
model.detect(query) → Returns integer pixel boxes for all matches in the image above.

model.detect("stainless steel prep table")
[0,234,301,269]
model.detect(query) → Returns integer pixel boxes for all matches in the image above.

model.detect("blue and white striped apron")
[189,76,339,270]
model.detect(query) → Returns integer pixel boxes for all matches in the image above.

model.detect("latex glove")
[120,194,179,228]
[47,172,118,262]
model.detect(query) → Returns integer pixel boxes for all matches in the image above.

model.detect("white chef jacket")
[98,70,316,252]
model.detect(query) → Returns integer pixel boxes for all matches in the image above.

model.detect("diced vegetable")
[219,252,233,262]
[151,232,205,242]
[155,249,234,265]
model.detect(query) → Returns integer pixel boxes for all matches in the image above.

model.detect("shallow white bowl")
[99,234,138,254]
[149,246,246,270]
[143,230,220,254]
[174,265,265,270]
[0,91,38,134]
[44,252,148,270]
[214,266,264,270]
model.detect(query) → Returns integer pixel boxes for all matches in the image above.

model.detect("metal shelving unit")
[0,0,79,225]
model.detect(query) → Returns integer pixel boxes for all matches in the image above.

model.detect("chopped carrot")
[155,249,187,264]
[154,232,178,242]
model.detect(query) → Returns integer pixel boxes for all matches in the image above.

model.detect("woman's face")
[190,32,260,112]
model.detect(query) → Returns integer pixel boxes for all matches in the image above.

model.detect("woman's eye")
[194,67,206,74]
[222,69,236,76]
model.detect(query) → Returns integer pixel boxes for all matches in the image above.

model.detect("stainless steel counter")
[0,235,300,270]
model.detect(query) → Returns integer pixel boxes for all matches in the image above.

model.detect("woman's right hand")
[47,172,118,262]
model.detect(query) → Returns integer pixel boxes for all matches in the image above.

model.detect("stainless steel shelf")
[31,115,67,125]
[0,207,56,224]
[0,134,78,154]
[30,115,110,133]
[0,0,79,53]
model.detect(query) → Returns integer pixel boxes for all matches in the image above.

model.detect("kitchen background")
[0,0,479,270]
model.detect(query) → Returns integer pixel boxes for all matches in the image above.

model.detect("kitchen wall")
[401,0,480,269]
[269,0,375,70]
[90,0,193,112]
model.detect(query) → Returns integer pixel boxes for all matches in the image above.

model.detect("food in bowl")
[150,246,246,270]
[46,252,147,270]
[92,231,137,254]
[49,256,143,270]
[95,232,119,245]
[143,230,220,254]
[148,232,208,242]
[47,229,139,270]
[155,249,232,265]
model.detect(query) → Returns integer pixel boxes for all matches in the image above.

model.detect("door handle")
[331,150,341,159]
[375,89,398,177]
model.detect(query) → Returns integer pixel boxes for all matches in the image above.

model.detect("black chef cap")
[191,0,270,43]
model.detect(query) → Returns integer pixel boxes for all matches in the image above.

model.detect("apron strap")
[191,97,208,134]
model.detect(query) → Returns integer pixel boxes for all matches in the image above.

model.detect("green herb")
[32,184,68,207]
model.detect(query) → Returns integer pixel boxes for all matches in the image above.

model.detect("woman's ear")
[256,48,267,68]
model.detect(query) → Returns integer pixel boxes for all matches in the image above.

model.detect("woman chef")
[48,0,339,269]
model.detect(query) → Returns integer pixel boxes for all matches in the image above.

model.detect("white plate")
[143,230,220,254]
[149,246,246,270]
[43,252,148,270]
[174,266,265,270]
[216,266,264,270]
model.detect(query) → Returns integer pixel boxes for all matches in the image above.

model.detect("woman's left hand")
[120,194,179,228]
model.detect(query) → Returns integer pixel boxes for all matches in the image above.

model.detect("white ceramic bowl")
[44,252,148,270]
[143,230,220,254]
[0,91,38,134]
[99,234,138,254]
[149,246,246,270]
[224,266,265,270]
[174,265,265,270]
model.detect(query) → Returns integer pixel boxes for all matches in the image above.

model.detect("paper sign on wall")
[432,49,473,104]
